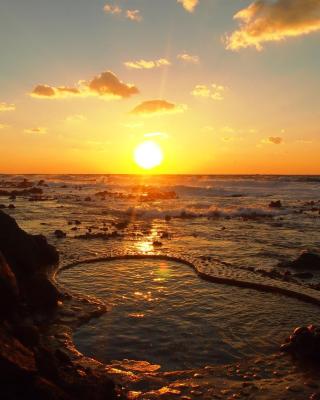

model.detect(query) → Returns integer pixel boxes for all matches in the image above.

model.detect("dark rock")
[0,325,37,378]
[153,240,163,247]
[292,272,314,279]
[0,204,6,209]
[279,251,320,270]
[13,323,40,348]
[281,325,320,360]
[54,230,66,239]
[0,210,59,280]
[25,274,60,310]
[84,197,91,202]
[269,200,282,208]
[0,252,19,319]
[8,204,15,209]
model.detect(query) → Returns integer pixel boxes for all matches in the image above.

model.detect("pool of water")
[58,258,320,371]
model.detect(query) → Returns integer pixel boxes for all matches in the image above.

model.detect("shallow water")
[58,258,320,370]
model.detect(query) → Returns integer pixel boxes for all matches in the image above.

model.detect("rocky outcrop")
[0,210,116,400]
[0,210,60,311]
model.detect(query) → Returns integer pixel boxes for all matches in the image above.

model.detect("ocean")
[2,174,320,370]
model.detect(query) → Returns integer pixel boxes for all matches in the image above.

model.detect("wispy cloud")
[226,0,320,51]
[66,114,87,123]
[124,58,170,70]
[126,9,142,22]
[104,3,142,22]
[24,127,47,134]
[131,100,187,117]
[191,84,226,100]
[31,71,139,100]
[177,0,199,13]
[262,136,284,145]
[0,123,10,129]
[177,53,200,64]
[0,102,15,112]
[103,4,121,15]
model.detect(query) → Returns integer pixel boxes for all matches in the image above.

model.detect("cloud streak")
[31,71,139,100]
[191,84,226,100]
[131,100,187,117]
[177,53,200,64]
[24,127,47,134]
[0,102,15,112]
[124,58,170,70]
[226,0,320,51]
[104,3,142,22]
[177,0,199,13]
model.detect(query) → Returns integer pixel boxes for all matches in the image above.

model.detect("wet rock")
[54,230,67,239]
[279,251,320,270]
[280,325,320,359]
[0,210,59,280]
[269,200,282,208]
[292,272,314,279]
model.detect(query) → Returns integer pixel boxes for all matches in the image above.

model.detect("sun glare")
[134,141,163,170]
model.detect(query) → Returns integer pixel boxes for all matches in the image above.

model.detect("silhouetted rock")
[269,200,282,208]
[0,210,59,279]
[54,230,66,239]
[281,325,320,360]
[279,251,320,270]
[0,252,19,319]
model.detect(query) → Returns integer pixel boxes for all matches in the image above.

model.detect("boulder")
[269,200,282,208]
[0,210,60,310]
[279,251,320,271]
[0,210,59,279]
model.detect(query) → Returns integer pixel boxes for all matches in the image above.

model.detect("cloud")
[0,123,10,129]
[87,71,139,98]
[24,127,47,134]
[124,58,170,70]
[226,0,320,51]
[0,102,15,112]
[31,71,139,100]
[263,136,283,144]
[103,3,142,22]
[177,0,199,13]
[31,85,80,98]
[177,53,200,64]
[66,114,87,123]
[144,132,169,139]
[103,4,122,15]
[131,100,187,116]
[126,9,142,22]
[191,84,226,100]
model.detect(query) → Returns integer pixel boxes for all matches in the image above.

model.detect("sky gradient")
[1,0,320,174]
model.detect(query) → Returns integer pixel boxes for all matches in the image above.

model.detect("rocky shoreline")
[1,208,320,400]
[0,209,118,400]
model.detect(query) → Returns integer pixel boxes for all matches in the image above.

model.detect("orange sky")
[1,0,320,174]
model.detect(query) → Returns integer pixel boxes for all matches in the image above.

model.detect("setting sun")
[134,141,164,170]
